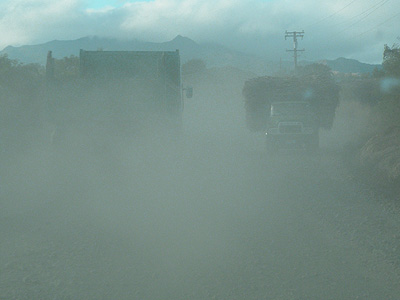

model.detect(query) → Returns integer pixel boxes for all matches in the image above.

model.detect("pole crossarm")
[285,30,305,72]
[285,30,305,40]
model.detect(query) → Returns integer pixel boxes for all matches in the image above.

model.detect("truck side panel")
[79,49,183,126]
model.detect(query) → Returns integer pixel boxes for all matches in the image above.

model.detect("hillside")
[0,36,381,75]
[323,57,381,74]
[0,35,271,75]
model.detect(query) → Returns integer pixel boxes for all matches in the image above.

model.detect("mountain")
[321,57,381,74]
[1,35,195,65]
[0,36,381,75]
[0,35,271,74]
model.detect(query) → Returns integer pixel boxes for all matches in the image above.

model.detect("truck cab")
[265,101,319,151]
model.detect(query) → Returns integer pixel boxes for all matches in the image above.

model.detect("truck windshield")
[271,102,311,116]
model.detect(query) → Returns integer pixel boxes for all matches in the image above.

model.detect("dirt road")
[1,130,400,299]
[2,69,400,299]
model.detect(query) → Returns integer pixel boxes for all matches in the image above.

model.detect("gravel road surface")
[2,71,400,299]
[1,131,400,299]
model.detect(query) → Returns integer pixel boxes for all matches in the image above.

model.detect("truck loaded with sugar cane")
[243,64,340,152]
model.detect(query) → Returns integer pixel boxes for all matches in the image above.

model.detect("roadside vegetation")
[338,44,400,188]
[0,55,44,150]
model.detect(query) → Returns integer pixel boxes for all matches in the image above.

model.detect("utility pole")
[285,30,305,72]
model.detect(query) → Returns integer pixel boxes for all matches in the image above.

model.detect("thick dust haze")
[2,66,400,299]
[320,100,373,150]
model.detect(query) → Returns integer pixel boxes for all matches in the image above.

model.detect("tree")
[372,66,385,78]
[383,44,400,77]
[0,54,44,136]
[54,55,80,80]
[296,63,333,79]
[0,54,43,96]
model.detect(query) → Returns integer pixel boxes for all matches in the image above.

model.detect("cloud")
[0,0,83,45]
[0,0,398,63]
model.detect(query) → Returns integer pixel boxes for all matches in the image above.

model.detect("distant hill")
[1,35,200,65]
[0,36,381,75]
[0,35,271,75]
[321,57,381,74]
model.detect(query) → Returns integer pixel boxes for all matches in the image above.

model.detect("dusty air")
[1,27,400,300]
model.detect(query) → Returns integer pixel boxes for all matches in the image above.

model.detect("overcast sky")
[0,0,399,63]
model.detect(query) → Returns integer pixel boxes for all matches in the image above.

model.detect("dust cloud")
[1,66,261,299]
[2,66,400,299]
[320,100,373,151]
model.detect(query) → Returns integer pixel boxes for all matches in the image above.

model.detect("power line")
[306,0,390,41]
[328,0,388,26]
[337,0,390,33]
[356,10,400,37]
[338,0,389,25]
[309,0,389,32]
[321,0,391,40]
[305,0,359,28]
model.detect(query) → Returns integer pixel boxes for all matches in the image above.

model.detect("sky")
[0,0,399,64]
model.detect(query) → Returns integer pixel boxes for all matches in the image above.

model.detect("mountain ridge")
[0,36,381,75]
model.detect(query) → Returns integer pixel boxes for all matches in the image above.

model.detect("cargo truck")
[243,67,339,152]
[46,49,192,143]
[265,101,319,151]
